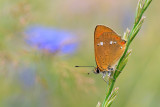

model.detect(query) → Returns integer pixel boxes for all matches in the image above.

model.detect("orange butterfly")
[94,25,126,75]
[76,25,126,79]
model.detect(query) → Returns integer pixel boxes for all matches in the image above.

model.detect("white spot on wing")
[120,46,123,49]
[100,42,103,46]
[110,41,113,44]
[113,41,117,44]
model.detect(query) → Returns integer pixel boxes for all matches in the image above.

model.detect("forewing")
[94,25,126,71]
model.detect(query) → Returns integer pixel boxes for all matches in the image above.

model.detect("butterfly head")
[94,66,100,74]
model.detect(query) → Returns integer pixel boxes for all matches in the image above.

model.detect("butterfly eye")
[96,68,100,73]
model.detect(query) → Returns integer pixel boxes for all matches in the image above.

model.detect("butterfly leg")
[102,71,115,83]
[102,77,108,83]
[108,73,116,82]
[114,65,122,73]
[107,67,116,81]
[107,71,112,77]
[102,72,108,83]
[116,69,122,73]
[107,66,113,77]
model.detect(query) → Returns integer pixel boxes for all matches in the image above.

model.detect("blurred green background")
[0,0,159,107]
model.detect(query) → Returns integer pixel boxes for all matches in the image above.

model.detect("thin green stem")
[102,27,134,107]
[101,0,152,107]
[102,79,115,106]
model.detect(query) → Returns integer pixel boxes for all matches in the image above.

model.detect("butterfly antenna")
[75,66,95,75]
[75,66,95,67]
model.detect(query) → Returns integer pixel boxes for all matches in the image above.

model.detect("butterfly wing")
[94,25,126,72]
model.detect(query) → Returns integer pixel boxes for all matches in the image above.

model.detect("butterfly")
[76,25,126,79]
[94,25,126,78]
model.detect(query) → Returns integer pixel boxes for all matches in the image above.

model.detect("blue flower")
[24,25,78,54]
